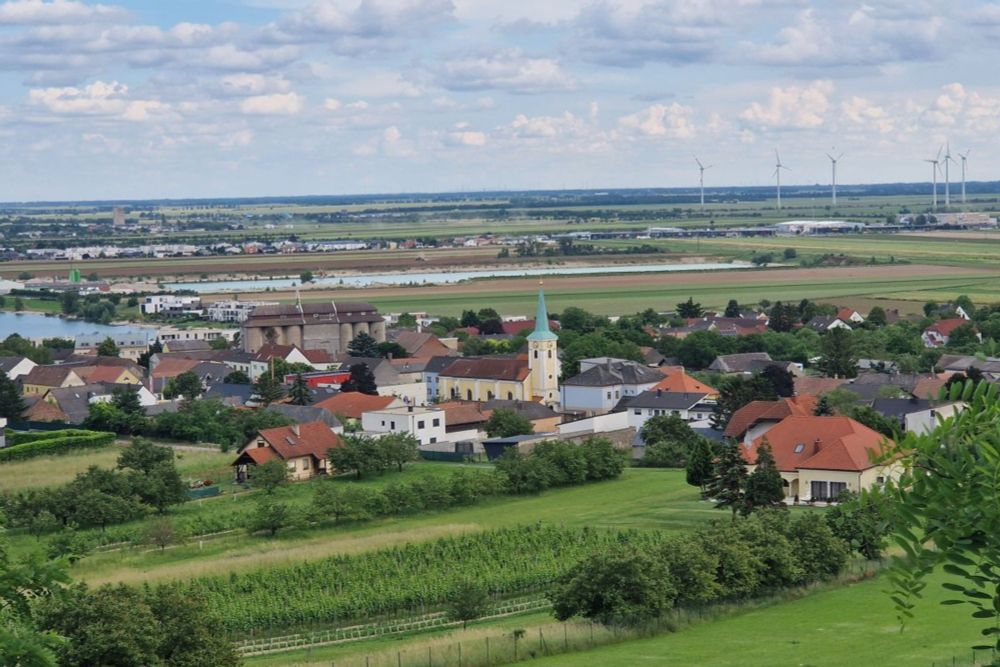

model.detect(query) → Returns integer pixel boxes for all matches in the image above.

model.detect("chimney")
[813,437,822,452]
[291,423,300,437]
[656,388,662,397]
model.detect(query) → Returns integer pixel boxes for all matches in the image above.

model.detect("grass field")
[530,569,981,667]
[0,444,232,492]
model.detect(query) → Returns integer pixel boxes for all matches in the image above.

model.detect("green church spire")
[527,285,557,342]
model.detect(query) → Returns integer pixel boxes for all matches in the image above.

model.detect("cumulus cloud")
[840,95,894,133]
[353,124,417,156]
[430,49,573,94]
[239,91,305,115]
[618,103,696,138]
[265,0,454,54]
[741,80,833,129]
[0,0,127,25]
[28,79,127,114]
[749,6,946,68]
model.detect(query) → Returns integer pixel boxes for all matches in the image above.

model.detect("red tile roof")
[151,358,201,379]
[926,318,972,336]
[434,400,491,427]
[314,392,399,419]
[724,396,817,439]
[652,371,717,396]
[256,421,341,461]
[743,415,892,472]
[301,348,334,364]
[836,308,859,321]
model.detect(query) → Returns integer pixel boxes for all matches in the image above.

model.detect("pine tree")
[707,440,748,518]
[341,364,378,395]
[685,437,714,494]
[743,440,786,514]
[253,373,285,406]
[676,297,704,318]
[289,373,312,406]
[723,299,740,318]
[346,332,379,358]
[0,372,25,419]
[818,327,857,378]
[813,395,834,416]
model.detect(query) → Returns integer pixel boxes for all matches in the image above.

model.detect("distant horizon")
[2,178,997,208]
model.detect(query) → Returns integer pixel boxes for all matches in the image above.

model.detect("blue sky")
[0,0,997,200]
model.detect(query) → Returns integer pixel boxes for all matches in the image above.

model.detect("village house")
[741,415,899,503]
[617,390,713,433]
[708,352,804,375]
[836,307,866,324]
[724,396,818,444]
[388,330,457,360]
[249,343,336,380]
[805,315,852,332]
[314,392,402,428]
[649,370,718,399]
[74,331,154,362]
[0,356,37,382]
[21,365,86,396]
[361,405,446,446]
[922,318,981,348]
[232,421,342,483]
[560,359,665,416]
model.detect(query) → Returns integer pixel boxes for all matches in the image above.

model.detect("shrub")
[0,430,115,462]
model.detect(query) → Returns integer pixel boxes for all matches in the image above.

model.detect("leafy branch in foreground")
[883,379,1000,659]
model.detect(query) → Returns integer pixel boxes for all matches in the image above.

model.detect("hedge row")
[0,430,116,462]
[7,429,107,447]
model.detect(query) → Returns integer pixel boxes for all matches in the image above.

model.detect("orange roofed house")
[314,392,401,426]
[741,415,900,503]
[724,396,817,444]
[232,421,342,483]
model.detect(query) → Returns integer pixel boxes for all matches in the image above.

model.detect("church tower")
[527,286,560,407]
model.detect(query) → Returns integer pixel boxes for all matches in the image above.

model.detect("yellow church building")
[437,289,561,408]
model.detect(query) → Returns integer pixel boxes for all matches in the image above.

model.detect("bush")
[0,430,115,462]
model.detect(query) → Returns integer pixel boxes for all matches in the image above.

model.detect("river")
[0,312,144,340]
[165,261,753,294]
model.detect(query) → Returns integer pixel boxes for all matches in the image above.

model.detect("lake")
[0,312,144,341]
[165,261,753,293]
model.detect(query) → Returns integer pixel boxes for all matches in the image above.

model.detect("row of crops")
[174,524,665,634]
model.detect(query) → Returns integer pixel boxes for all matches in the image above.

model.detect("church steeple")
[527,284,559,407]
[528,286,557,342]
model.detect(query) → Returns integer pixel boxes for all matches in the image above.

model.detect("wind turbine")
[825,151,844,207]
[773,149,790,210]
[924,146,942,210]
[695,157,712,211]
[959,149,971,205]
[943,142,954,208]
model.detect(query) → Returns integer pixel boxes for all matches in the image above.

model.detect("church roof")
[526,289,557,342]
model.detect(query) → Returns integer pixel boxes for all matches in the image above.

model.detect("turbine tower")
[695,157,712,211]
[773,149,790,210]
[825,151,843,207]
[924,146,942,210]
[959,150,971,204]
[943,142,953,208]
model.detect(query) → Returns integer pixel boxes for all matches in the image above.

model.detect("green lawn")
[531,569,982,667]
[0,444,232,492]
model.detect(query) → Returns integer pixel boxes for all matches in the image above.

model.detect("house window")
[506,392,513,400]
[876,476,885,486]
[286,461,295,471]
[634,409,641,415]
[390,421,396,429]
[793,443,805,453]
[433,418,440,427]
[430,437,437,444]
[302,458,310,470]
[417,420,425,429]
[534,350,538,358]
[606,391,611,400]
[548,350,552,359]
[466,389,473,401]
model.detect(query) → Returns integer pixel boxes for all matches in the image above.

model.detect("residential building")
[157,327,236,344]
[22,365,86,395]
[389,331,456,360]
[650,370,718,399]
[232,422,342,483]
[0,356,36,381]
[241,302,386,355]
[708,352,773,374]
[617,390,712,433]
[741,416,899,502]
[422,356,459,403]
[724,396,818,444]
[836,308,865,324]
[561,359,664,415]
[361,405,446,446]
[805,316,852,332]
[314,392,401,426]
[74,331,154,361]
[141,294,203,316]
[923,319,980,348]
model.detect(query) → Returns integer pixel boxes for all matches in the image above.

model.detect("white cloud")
[28,79,127,114]
[0,0,127,25]
[219,73,292,97]
[741,80,833,129]
[841,95,893,133]
[431,49,574,94]
[239,91,305,115]
[353,124,417,156]
[447,127,486,146]
[618,102,696,138]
